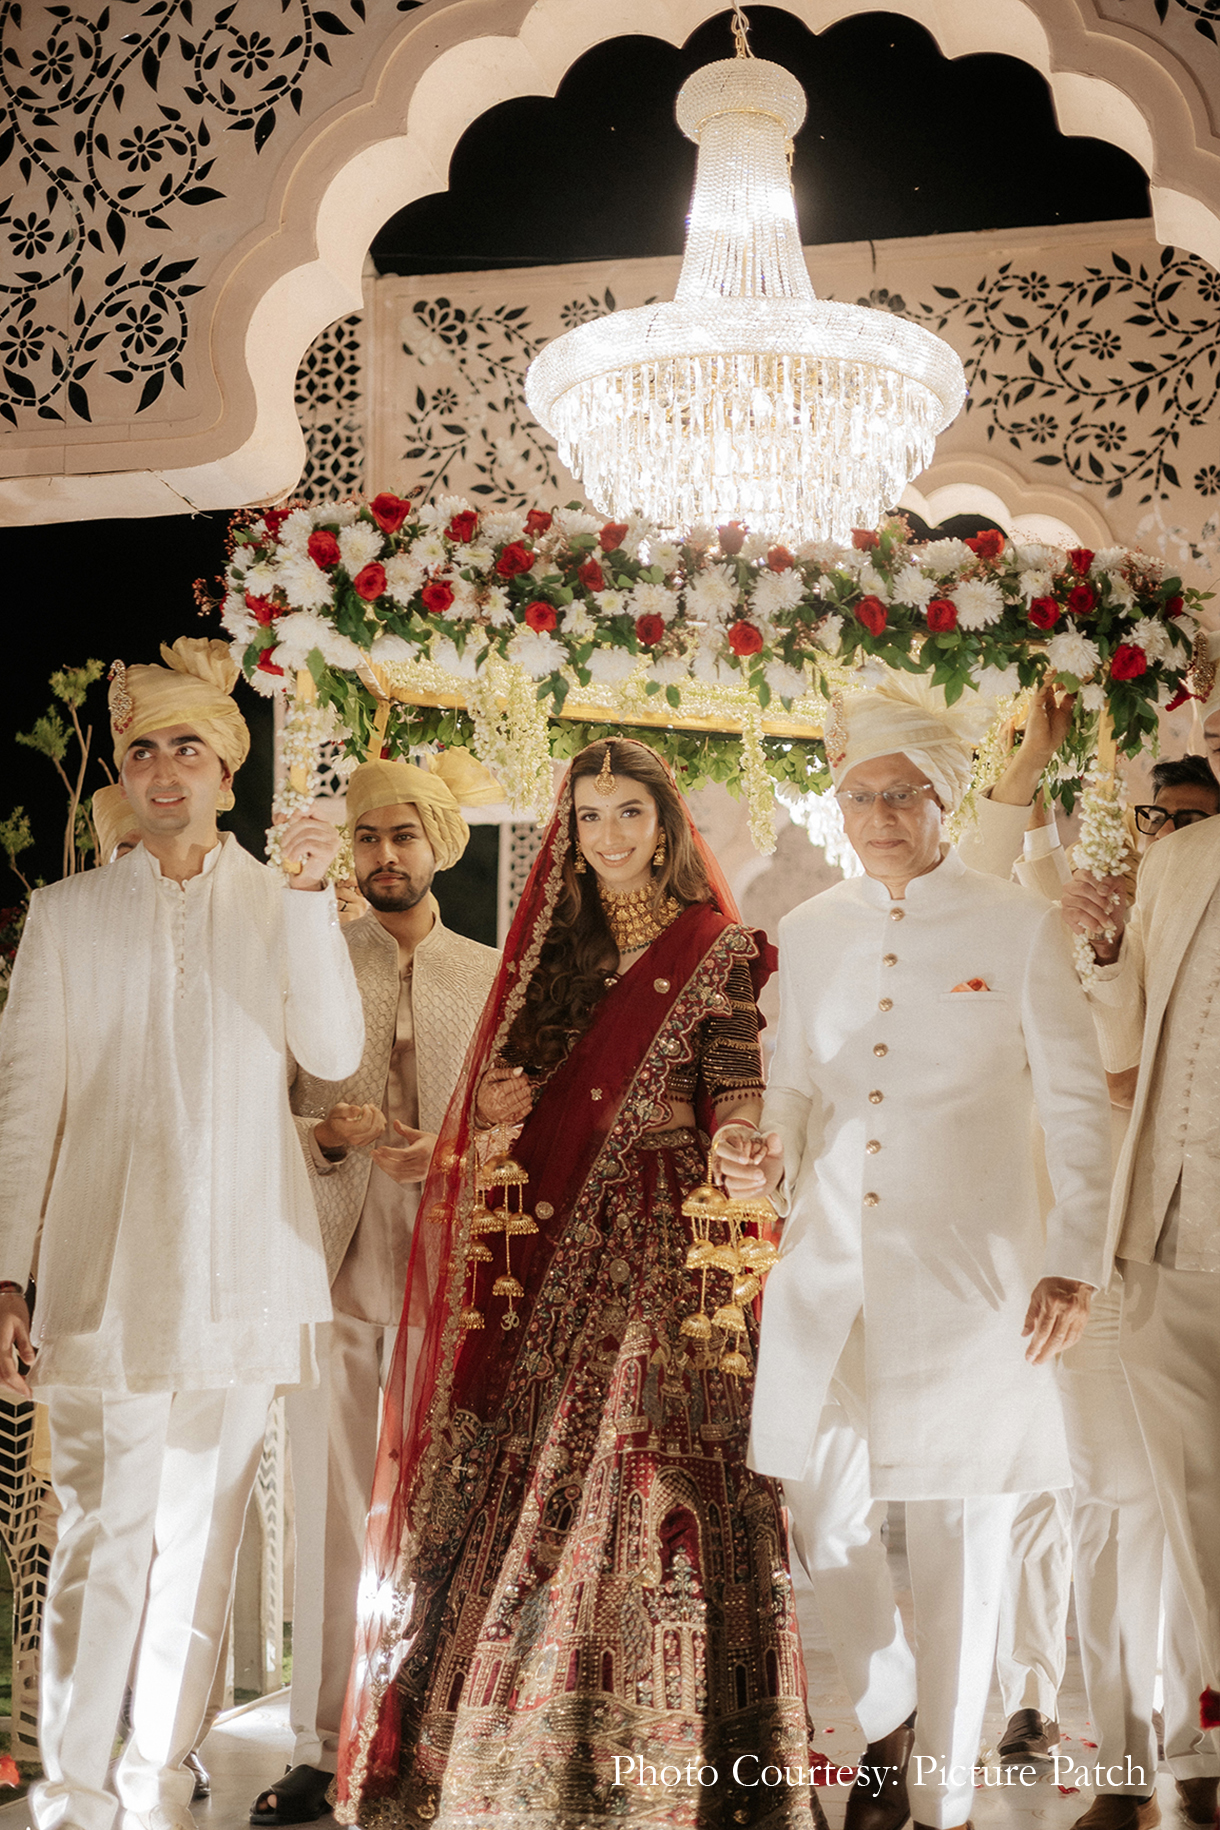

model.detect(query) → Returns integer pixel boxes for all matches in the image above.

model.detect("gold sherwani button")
[591,1088,603,1101]
[864,1192,880,1208]
[882,952,898,967]
[873,1043,888,1057]
[868,1089,884,1104]
[653,978,671,993]
[866,1139,882,1155]
[890,908,905,921]
[878,997,893,1012]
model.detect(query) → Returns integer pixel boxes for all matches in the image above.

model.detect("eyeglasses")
[1133,804,1213,836]
[836,784,935,812]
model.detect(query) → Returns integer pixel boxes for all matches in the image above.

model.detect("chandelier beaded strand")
[525,28,966,546]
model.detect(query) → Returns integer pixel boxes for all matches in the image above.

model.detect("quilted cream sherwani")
[0,835,364,1367]
[749,849,1113,1499]
[290,902,499,1282]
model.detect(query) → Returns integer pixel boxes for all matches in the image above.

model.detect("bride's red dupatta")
[335,763,773,1821]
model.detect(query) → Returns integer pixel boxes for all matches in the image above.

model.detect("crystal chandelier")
[525,28,966,547]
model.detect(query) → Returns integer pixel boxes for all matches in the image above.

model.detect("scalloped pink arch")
[8,0,1220,525]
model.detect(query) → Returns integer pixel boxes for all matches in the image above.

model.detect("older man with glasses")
[1133,756,1220,845]
[720,677,1112,1830]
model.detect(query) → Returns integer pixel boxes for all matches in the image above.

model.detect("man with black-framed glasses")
[1133,755,1220,846]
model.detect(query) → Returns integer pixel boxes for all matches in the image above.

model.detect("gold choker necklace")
[599,881,681,953]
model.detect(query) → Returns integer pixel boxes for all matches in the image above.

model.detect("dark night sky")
[0,8,1150,901]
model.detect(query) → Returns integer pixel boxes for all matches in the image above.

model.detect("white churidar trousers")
[1059,1285,1219,1792]
[286,1314,395,1774]
[32,1383,274,1830]
[1120,1259,1220,1694]
[783,1390,1023,1828]
[995,1487,1070,1721]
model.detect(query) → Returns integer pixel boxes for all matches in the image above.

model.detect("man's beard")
[359,869,431,912]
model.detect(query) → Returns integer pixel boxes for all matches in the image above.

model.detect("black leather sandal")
[249,1764,335,1825]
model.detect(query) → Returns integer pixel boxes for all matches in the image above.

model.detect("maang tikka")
[595,740,616,797]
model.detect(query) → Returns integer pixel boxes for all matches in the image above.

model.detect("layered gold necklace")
[598,881,681,954]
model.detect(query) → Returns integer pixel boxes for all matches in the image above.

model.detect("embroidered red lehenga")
[336,761,824,1830]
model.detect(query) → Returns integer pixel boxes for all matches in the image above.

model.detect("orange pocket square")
[950,977,990,993]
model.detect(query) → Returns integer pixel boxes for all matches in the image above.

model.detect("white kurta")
[0,835,365,1389]
[749,849,1112,1498]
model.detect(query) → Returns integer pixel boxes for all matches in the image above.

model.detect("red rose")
[728,620,764,656]
[577,557,605,592]
[420,579,455,615]
[1165,687,1196,712]
[307,529,340,569]
[718,522,746,556]
[1067,583,1097,616]
[261,507,291,539]
[353,562,386,602]
[635,613,665,646]
[1110,643,1148,681]
[245,592,278,626]
[1068,547,1095,575]
[766,544,794,572]
[369,492,412,534]
[1029,596,1060,630]
[600,521,629,553]
[965,529,1005,560]
[524,508,553,537]
[446,509,478,544]
[1201,1689,1220,1732]
[523,600,557,633]
[496,542,534,579]
[851,528,880,551]
[856,595,887,637]
[925,598,957,632]
[255,648,284,677]
[1166,594,1185,618]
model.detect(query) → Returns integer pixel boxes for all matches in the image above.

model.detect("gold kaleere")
[680,1157,779,1376]
[476,1152,536,1331]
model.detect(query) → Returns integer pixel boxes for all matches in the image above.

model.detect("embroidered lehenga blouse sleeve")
[665,954,766,1107]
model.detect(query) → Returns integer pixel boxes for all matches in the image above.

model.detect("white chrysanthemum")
[463,544,495,572]
[891,565,936,609]
[740,531,772,562]
[277,558,335,613]
[751,570,805,618]
[315,500,359,528]
[478,510,526,545]
[952,577,1005,631]
[507,629,566,679]
[970,663,1022,701]
[247,659,286,698]
[858,563,890,601]
[799,539,847,567]
[691,642,734,686]
[338,522,384,576]
[632,581,679,623]
[649,540,681,574]
[1093,547,1126,572]
[417,495,471,527]
[384,553,425,606]
[430,635,487,681]
[1045,629,1102,680]
[765,661,808,701]
[413,533,447,569]
[1021,569,1053,600]
[920,537,973,572]
[561,604,596,640]
[648,655,691,686]
[1080,682,1106,712]
[1015,542,1058,572]
[446,577,483,622]
[686,564,739,621]
[620,514,651,557]
[815,613,844,651]
[369,634,415,665]
[274,611,365,673]
[555,507,602,539]
[1105,577,1136,612]
[593,589,629,618]
[485,588,514,627]
[1130,615,1173,662]
[586,647,638,686]
[221,598,257,644]
[277,508,315,555]
[240,561,278,597]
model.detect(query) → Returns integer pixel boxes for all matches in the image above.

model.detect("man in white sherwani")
[1063,632,1220,1830]
[723,679,1113,1830]
[0,639,364,1830]
[251,755,500,1826]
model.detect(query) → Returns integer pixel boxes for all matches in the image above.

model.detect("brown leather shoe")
[998,1708,1060,1762]
[1176,1779,1220,1826]
[1071,1795,1162,1830]
[844,1712,916,1830]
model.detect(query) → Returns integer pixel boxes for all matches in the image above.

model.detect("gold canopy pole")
[281,667,318,877]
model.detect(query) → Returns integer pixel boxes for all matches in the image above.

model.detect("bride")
[336,737,824,1830]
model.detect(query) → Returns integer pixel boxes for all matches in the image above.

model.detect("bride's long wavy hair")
[502,738,712,1074]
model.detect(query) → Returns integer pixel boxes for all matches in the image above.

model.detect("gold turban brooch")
[109,637,251,813]
[344,749,502,873]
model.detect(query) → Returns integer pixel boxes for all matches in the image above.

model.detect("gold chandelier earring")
[573,845,587,874]
[652,829,667,869]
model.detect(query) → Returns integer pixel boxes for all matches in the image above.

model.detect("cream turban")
[91,784,138,863]
[345,749,502,873]
[109,637,250,812]
[828,674,994,813]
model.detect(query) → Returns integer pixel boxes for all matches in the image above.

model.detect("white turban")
[827,674,994,813]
